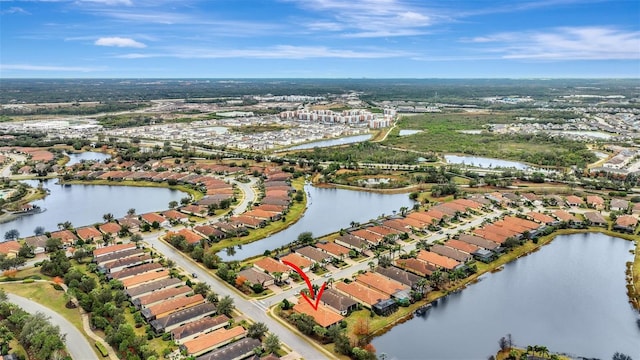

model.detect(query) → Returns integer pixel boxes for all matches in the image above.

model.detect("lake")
[398,130,422,136]
[218,184,415,261]
[373,233,640,359]
[0,180,184,236]
[445,154,530,170]
[285,134,372,150]
[65,151,111,165]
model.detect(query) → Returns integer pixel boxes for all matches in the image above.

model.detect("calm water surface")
[445,154,530,170]
[219,184,414,261]
[66,151,111,165]
[286,134,372,150]
[0,180,183,236]
[373,233,640,359]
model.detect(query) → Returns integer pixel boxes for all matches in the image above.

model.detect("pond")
[445,154,530,170]
[373,233,640,359]
[218,184,415,261]
[285,134,372,150]
[65,151,111,165]
[398,130,422,136]
[0,180,184,236]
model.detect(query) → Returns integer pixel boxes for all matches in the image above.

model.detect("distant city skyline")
[1,0,639,78]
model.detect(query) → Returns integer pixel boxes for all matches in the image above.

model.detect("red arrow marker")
[282,260,327,311]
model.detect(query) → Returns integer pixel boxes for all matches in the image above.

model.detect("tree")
[247,322,268,339]
[368,261,375,272]
[57,221,73,230]
[45,237,62,252]
[192,282,211,297]
[130,233,143,245]
[4,229,19,241]
[180,196,192,206]
[127,208,136,216]
[612,353,633,360]
[18,243,35,259]
[297,232,314,244]
[102,213,114,223]
[168,200,178,209]
[217,295,234,316]
[33,226,45,236]
[263,333,280,354]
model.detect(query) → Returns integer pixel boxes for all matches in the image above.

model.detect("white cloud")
[0,7,30,15]
[469,27,640,60]
[117,45,409,59]
[95,36,146,48]
[0,64,102,72]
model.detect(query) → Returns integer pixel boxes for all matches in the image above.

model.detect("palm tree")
[327,277,335,288]
[57,221,73,230]
[102,213,114,223]
[539,346,549,358]
[399,206,408,216]
[416,278,429,297]
[367,261,375,272]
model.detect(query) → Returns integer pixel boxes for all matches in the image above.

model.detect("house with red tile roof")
[633,203,640,215]
[244,209,281,221]
[167,228,204,245]
[382,219,411,232]
[553,210,580,223]
[565,195,584,207]
[417,250,461,270]
[93,243,137,258]
[50,229,78,247]
[142,294,205,321]
[397,217,428,230]
[134,285,193,309]
[293,299,344,328]
[0,241,21,258]
[351,229,383,246]
[614,215,638,233]
[180,204,208,217]
[193,225,225,240]
[425,209,448,220]
[109,262,163,280]
[76,226,103,243]
[253,257,290,280]
[280,253,312,272]
[335,281,389,308]
[99,222,122,235]
[180,326,247,356]
[121,269,171,289]
[229,215,265,229]
[406,212,435,225]
[526,211,558,226]
[140,213,170,227]
[366,225,399,238]
[356,272,410,298]
[445,239,479,254]
[586,195,605,210]
[396,258,435,277]
[315,242,350,258]
[162,210,189,223]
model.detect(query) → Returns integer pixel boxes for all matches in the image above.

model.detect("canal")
[373,232,640,359]
[0,180,184,236]
[219,184,415,261]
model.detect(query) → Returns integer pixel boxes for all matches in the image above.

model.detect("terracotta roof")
[253,257,290,274]
[171,314,229,341]
[76,226,102,240]
[50,230,78,243]
[586,195,605,206]
[0,241,21,255]
[425,209,448,220]
[193,225,225,238]
[366,225,398,236]
[181,204,208,215]
[453,198,483,209]
[315,242,350,257]
[527,211,557,225]
[417,250,460,270]
[445,239,479,254]
[121,269,170,288]
[565,195,584,205]
[553,210,579,222]
[406,212,435,225]
[397,217,428,229]
[141,213,167,224]
[351,229,383,244]
[163,210,189,220]
[293,299,344,328]
[382,219,410,232]
[93,243,136,257]
[616,215,638,228]
[99,222,122,235]
[110,262,163,280]
[280,253,312,270]
[167,229,204,245]
[145,294,205,318]
[182,326,246,356]
[356,272,409,296]
[335,281,389,306]
[396,258,435,277]
[136,285,192,307]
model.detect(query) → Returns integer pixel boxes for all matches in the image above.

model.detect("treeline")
[0,290,67,360]
[291,142,429,165]
[0,102,149,116]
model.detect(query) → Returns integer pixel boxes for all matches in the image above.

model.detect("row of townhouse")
[92,244,266,359]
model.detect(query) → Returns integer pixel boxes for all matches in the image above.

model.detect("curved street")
[6,293,97,360]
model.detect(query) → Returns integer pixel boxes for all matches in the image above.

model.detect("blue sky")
[1,0,639,78]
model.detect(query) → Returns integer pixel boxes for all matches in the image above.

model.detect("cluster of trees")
[0,290,67,360]
[292,142,423,166]
[63,265,157,359]
[0,102,148,117]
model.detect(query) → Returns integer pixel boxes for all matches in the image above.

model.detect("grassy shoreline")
[208,177,308,254]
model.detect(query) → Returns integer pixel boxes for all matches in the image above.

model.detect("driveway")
[6,293,97,360]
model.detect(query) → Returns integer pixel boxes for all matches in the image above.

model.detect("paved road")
[145,235,330,360]
[229,177,257,215]
[6,293,97,360]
